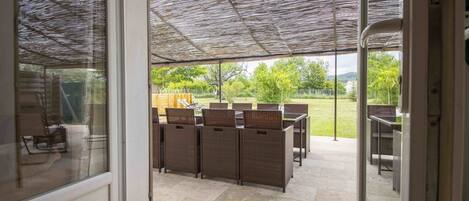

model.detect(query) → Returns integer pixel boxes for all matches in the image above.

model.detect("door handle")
[360,18,403,48]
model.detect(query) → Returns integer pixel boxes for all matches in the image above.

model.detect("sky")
[242,51,400,76]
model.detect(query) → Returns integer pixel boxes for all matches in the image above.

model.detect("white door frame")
[28,0,124,200]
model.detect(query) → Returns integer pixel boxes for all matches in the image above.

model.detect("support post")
[357,0,368,199]
[334,50,338,141]
[218,60,222,103]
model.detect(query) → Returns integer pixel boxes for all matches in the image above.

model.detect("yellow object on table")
[152,93,193,115]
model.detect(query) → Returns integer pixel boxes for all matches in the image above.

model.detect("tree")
[151,66,206,91]
[203,63,245,86]
[203,63,245,97]
[300,60,329,89]
[222,81,245,103]
[167,80,213,92]
[253,61,301,103]
[367,52,400,104]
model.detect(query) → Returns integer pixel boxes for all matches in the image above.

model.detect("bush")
[222,81,245,103]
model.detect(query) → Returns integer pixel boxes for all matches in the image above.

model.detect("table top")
[369,115,402,128]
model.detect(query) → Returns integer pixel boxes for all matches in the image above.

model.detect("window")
[0,0,108,200]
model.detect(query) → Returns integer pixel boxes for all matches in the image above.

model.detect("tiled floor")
[153,136,400,201]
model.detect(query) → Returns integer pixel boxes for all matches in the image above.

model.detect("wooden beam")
[151,9,210,56]
[227,0,271,55]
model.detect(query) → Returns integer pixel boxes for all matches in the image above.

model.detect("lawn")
[195,97,357,138]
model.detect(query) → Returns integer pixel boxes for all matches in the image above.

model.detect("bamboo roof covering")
[18,0,107,67]
[18,0,401,67]
[150,0,402,66]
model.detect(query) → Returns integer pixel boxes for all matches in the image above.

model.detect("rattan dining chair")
[200,109,239,182]
[152,108,164,172]
[209,102,228,109]
[240,110,294,192]
[257,103,279,111]
[232,103,252,111]
[164,108,200,177]
[284,104,310,156]
[232,103,252,125]
[367,105,396,164]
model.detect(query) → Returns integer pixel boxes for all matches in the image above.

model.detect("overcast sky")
[242,51,400,76]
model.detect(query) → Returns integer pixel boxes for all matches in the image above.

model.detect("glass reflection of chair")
[17,92,67,154]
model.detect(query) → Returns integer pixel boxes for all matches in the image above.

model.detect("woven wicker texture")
[232,103,253,111]
[18,0,399,67]
[209,102,229,109]
[200,125,239,180]
[166,108,195,125]
[240,126,294,190]
[150,0,401,65]
[243,110,283,130]
[257,103,279,111]
[202,109,236,127]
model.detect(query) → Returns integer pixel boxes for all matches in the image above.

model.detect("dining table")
[161,110,309,166]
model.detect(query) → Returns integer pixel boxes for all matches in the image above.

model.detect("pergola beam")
[227,0,271,55]
[151,53,177,62]
[152,46,399,67]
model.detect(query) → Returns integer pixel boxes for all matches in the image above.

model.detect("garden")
[152,52,400,138]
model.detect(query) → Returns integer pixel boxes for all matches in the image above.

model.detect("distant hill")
[327,72,357,82]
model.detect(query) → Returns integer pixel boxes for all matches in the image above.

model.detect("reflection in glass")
[0,0,108,200]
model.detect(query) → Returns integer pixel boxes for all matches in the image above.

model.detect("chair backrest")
[232,103,252,111]
[284,104,308,114]
[166,108,195,125]
[243,110,283,130]
[257,103,279,111]
[152,107,159,124]
[202,109,236,127]
[367,105,396,118]
[209,102,228,109]
[17,93,47,137]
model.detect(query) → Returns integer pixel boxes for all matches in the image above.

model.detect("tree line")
[151,52,400,105]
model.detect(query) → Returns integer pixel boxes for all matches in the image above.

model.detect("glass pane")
[0,0,108,200]
[365,51,401,201]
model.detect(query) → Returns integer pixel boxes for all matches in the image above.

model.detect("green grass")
[195,97,357,138]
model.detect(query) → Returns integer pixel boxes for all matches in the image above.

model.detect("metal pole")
[357,0,368,199]
[334,50,338,141]
[218,60,222,103]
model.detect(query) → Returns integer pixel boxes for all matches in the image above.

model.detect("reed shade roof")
[17,0,106,67]
[17,0,400,67]
[150,0,402,66]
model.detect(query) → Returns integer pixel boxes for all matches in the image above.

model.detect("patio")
[153,136,399,201]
